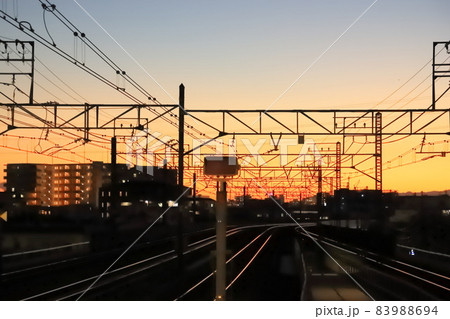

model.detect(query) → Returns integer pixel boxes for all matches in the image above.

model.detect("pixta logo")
[126,132,324,173]
[125,129,175,175]
[192,137,324,167]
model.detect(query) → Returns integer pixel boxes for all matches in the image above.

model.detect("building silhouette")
[3,162,177,220]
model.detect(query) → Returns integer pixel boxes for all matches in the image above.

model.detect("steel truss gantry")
[1,98,449,196]
[1,39,450,197]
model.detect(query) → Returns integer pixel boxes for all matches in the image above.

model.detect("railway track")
[2,224,290,300]
[296,228,450,300]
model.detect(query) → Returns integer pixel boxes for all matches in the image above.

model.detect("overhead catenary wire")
[1,5,229,153]
[1,16,176,148]
[374,46,447,109]
[1,9,146,104]
[1,4,448,195]
[324,44,450,189]
[54,0,230,147]
[0,66,114,161]
[40,0,160,103]
[4,4,306,197]
[3,54,138,150]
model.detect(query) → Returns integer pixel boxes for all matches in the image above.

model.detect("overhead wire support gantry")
[432,41,450,110]
[1,104,449,136]
[0,40,34,104]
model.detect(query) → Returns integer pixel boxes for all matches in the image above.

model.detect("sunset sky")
[1,0,449,196]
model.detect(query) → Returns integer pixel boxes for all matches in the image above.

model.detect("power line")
[41,0,160,103]
[374,46,447,108]
[1,6,230,152]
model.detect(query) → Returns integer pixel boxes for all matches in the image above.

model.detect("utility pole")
[375,112,382,191]
[432,42,436,110]
[192,173,197,214]
[176,84,185,277]
[111,136,117,220]
[335,142,341,192]
[317,163,323,207]
[178,84,185,187]
[30,41,35,104]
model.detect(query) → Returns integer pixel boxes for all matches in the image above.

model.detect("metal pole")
[111,136,117,221]
[432,42,436,110]
[192,173,197,214]
[177,84,185,279]
[317,164,323,208]
[178,84,185,187]
[216,180,227,300]
[30,42,34,104]
[335,141,341,191]
[375,112,382,191]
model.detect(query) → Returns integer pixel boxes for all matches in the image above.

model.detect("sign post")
[204,156,239,301]
[215,180,227,300]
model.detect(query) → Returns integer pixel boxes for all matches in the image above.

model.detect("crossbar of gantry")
[1,104,449,136]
